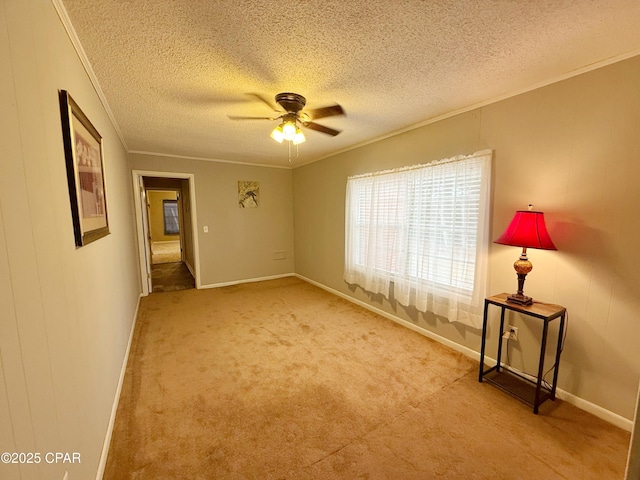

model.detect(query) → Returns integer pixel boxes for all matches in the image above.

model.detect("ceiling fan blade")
[304,121,341,136]
[306,104,344,120]
[247,92,279,111]
[227,115,277,121]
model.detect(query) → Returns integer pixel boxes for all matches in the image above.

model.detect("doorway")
[132,171,200,295]
[146,188,194,293]
[148,190,181,265]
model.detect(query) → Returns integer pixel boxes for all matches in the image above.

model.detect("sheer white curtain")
[344,150,492,328]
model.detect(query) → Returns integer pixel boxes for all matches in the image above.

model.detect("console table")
[478,293,566,414]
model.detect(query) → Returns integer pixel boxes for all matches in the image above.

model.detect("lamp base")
[506,293,533,306]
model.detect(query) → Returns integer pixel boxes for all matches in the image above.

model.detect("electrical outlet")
[508,326,518,342]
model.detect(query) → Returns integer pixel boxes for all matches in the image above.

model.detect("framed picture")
[59,90,109,246]
[238,180,259,208]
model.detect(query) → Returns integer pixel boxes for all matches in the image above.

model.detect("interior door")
[176,191,185,262]
[138,176,153,293]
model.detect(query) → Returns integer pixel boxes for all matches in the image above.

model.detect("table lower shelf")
[482,368,553,409]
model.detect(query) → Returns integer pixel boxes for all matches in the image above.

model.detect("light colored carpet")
[152,241,181,264]
[105,277,630,479]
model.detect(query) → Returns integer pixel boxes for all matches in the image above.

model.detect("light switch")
[203,226,209,233]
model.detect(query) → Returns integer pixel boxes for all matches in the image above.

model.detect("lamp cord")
[542,310,569,390]
[502,308,569,392]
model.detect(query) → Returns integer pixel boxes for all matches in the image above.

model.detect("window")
[344,150,492,328]
[163,199,179,235]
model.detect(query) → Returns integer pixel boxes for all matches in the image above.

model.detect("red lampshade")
[494,210,557,250]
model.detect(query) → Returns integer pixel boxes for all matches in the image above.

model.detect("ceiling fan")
[228,92,344,145]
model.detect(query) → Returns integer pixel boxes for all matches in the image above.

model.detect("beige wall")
[130,154,295,287]
[3,2,638,478]
[148,190,178,242]
[0,1,141,479]
[293,56,640,421]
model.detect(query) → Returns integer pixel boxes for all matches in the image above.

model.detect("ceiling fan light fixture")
[281,121,297,141]
[270,125,284,143]
[293,128,306,145]
[231,92,344,147]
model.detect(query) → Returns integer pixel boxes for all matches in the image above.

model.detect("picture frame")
[238,180,259,208]
[59,90,109,246]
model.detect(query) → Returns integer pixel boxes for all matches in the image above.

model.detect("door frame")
[132,170,200,295]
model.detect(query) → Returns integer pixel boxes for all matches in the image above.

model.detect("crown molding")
[51,0,128,151]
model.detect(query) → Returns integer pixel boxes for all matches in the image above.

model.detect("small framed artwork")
[59,90,109,246]
[238,180,259,208]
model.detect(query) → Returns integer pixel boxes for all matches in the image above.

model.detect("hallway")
[151,262,195,293]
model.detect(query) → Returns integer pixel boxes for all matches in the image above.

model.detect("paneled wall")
[0,1,141,478]
[293,56,640,422]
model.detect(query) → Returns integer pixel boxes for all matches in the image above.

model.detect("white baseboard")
[555,389,633,431]
[479,360,634,431]
[294,274,634,432]
[95,294,142,480]
[295,274,479,359]
[199,272,295,289]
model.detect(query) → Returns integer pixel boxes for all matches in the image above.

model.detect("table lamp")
[494,205,556,305]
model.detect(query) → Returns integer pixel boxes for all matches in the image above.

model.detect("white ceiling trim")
[54,0,640,169]
[51,0,128,151]
[302,47,640,169]
[128,150,293,170]
[107,45,640,171]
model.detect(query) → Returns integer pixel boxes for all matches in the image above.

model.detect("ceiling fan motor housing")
[228,92,342,137]
[276,92,306,113]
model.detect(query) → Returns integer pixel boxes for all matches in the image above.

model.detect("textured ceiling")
[60,0,640,168]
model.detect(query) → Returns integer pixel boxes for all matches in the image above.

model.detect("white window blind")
[344,150,492,328]
[163,199,179,235]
